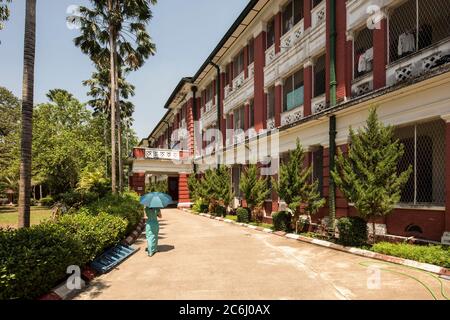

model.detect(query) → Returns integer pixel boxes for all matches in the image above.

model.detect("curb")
[38,218,146,300]
[182,208,449,277]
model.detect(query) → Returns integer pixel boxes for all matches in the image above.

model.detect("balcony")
[312,95,327,114]
[281,106,304,126]
[201,104,218,130]
[386,39,450,87]
[352,73,374,97]
[133,148,181,161]
[311,1,326,29]
[223,64,255,115]
[264,8,326,89]
[266,117,276,130]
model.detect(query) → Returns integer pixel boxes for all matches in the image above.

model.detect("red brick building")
[131,0,450,243]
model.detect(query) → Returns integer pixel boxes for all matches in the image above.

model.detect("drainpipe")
[210,62,222,169]
[329,0,337,231]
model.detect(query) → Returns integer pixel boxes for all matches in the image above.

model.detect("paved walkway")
[75,209,449,300]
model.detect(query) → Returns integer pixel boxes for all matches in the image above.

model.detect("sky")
[0,0,248,140]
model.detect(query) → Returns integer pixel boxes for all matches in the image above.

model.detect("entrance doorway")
[168,177,179,201]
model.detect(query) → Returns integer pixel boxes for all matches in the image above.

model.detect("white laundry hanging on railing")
[398,32,416,56]
[358,47,374,73]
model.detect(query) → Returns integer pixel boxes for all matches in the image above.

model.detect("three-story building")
[130,0,450,242]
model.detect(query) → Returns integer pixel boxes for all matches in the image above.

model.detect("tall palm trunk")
[108,0,117,194]
[18,0,36,228]
[115,61,122,192]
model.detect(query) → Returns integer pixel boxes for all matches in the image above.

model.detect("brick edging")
[39,218,146,300]
[182,209,449,277]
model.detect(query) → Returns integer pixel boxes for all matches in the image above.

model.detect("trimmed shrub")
[39,195,55,207]
[214,205,227,217]
[79,191,143,233]
[0,212,127,300]
[337,217,368,246]
[371,242,450,268]
[0,191,143,300]
[272,211,292,232]
[236,207,250,223]
[192,198,208,213]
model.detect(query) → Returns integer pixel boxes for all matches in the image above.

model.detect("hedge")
[272,211,292,232]
[0,192,143,300]
[371,242,450,268]
[236,207,250,223]
[336,217,368,246]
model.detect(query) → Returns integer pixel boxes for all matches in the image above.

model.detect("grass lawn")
[225,215,237,221]
[0,206,52,229]
[225,215,274,230]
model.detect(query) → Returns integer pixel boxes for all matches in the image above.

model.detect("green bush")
[55,190,100,209]
[0,191,143,300]
[272,211,292,232]
[371,242,450,268]
[337,217,368,246]
[192,198,208,213]
[39,195,55,207]
[0,211,127,300]
[79,191,143,233]
[214,205,227,217]
[236,207,250,223]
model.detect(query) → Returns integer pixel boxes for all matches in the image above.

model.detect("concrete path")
[75,209,449,300]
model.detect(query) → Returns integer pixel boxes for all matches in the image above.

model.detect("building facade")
[130,0,450,242]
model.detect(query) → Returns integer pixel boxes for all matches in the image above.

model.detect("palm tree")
[0,0,12,31]
[83,67,135,190]
[18,0,36,228]
[72,0,156,193]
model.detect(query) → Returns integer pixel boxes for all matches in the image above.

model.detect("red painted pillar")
[304,0,312,29]
[335,0,349,101]
[304,64,313,116]
[325,0,331,104]
[274,12,282,54]
[373,18,388,89]
[345,38,353,97]
[274,82,282,127]
[254,30,266,132]
[178,173,191,208]
[445,120,450,232]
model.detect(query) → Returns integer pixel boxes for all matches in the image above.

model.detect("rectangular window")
[234,106,245,131]
[389,0,450,63]
[314,55,326,97]
[205,82,214,104]
[233,49,245,78]
[283,0,304,35]
[354,27,374,79]
[395,120,445,206]
[312,0,322,8]
[266,18,275,49]
[267,86,276,119]
[283,68,304,112]
[248,38,255,64]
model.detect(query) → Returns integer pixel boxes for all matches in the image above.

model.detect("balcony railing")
[280,20,304,54]
[265,45,276,66]
[312,95,327,114]
[311,1,326,29]
[281,106,304,126]
[133,148,180,161]
[386,39,450,87]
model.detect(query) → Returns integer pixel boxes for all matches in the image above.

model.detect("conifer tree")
[331,107,412,242]
[239,164,271,221]
[273,139,324,229]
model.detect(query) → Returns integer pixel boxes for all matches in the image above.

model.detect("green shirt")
[145,207,160,222]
